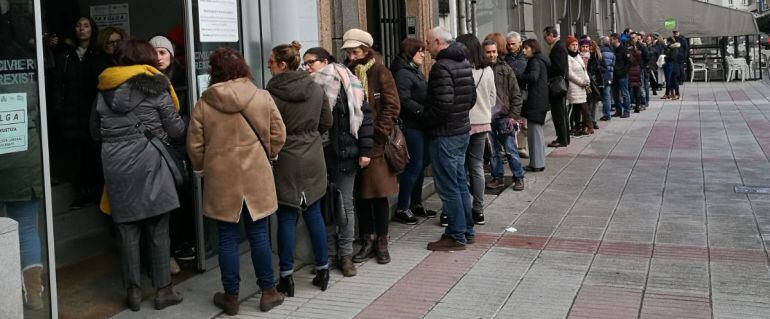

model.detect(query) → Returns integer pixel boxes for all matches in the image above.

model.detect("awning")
[616,0,759,37]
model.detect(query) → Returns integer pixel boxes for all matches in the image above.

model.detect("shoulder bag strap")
[124,109,186,183]
[239,111,272,160]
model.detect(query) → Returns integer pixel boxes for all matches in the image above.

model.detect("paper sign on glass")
[0,93,28,155]
[198,0,239,43]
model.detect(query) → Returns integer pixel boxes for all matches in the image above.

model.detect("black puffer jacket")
[519,53,551,125]
[613,43,630,78]
[390,56,427,129]
[324,87,374,174]
[422,42,477,137]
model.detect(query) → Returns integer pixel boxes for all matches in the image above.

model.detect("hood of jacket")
[390,56,419,75]
[600,44,613,53]
[103,73,169,113]
[266,71,315,102]
[436,42,468,62]
[670,42,681,48]
[200,77,258,114]
[532,53,551,69]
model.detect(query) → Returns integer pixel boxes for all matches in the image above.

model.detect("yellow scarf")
[98,65,181,215]
[354,59,376,97]
[98,65,180,111]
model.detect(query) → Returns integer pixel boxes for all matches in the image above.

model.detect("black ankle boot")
[276,275,294,297]
[312,269,330,291]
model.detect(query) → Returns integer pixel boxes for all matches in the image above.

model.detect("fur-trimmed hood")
[102,73,170,113]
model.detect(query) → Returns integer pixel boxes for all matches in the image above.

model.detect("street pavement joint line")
[487,106,650,319]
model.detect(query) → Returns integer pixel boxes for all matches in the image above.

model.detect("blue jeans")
[612,75,631,115]
[4,199,42,269]
[277,201,328,277]
[429,134,474,243]
[218,209,274,293]
[601,85,612,118]
[489,119,525,180]
[397,128,429,210]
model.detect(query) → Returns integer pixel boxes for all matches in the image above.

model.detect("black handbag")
[548,76,567,97]
[125,111,189,187]
[321,179,345,226]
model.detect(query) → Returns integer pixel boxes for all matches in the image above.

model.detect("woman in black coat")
[519,39,550,171]
[390,38,437,224]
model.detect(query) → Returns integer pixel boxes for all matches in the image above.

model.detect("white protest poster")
[0,93,28,155]
[197,74,210,97]
[198,0,239,43]
[90,4,131,34]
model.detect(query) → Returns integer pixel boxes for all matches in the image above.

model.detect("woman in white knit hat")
[149,35,194,277]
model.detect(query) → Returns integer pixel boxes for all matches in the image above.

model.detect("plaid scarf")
[311,63,365,138]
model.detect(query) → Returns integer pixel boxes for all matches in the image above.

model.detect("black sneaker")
[173,243,197,261]
[439,213,448,227]
[473,211,486,225]
[600,116,611,121]
[411,204,437,218]
[393,209,418,225]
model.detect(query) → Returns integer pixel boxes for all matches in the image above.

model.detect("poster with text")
[199,0,239,43]
[90,4,131,34]
[0,93,28,155]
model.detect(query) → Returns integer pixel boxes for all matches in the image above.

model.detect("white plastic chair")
[690,58,708,82]
[725,56,749,82]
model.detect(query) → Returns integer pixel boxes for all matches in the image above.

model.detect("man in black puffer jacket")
[422,27,477,251]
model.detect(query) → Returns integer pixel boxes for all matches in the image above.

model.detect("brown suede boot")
[23,266,44,310]
[213,292,239,315]
[376,234,391,264]
[259,287,284,312]
[154,284,183,310]
[339,255,357,277]
[352,235,375,263]
[427,234,466,251]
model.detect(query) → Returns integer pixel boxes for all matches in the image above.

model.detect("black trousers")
[549,96,570,145]
[115,213,171,289]
[355,197,389,236]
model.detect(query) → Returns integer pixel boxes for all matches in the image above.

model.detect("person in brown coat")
[267,42,333,297]
[187,47,286,314]
[342,29,401,265]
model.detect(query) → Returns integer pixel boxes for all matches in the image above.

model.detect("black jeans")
[549,96,570,145]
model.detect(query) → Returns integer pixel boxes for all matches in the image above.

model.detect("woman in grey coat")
[92,39,185,312]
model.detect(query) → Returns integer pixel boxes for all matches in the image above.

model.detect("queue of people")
[41,13,689,315]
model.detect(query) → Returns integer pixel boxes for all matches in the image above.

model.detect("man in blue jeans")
[610,33,632,118]
[422,26,477,251]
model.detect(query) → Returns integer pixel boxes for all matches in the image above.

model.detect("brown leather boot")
[154,284,183,310]
[339,255,357,277]
[213,292,239,315]
[352,235,375,263]
[376,234,391,264]
[427,234,466,251]
[22,266,44,310]
[126,286,142,312]
[259,287,284,312]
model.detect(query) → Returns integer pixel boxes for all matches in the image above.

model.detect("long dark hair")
[303,47,336,64]
[72,16,100,52]
[456,33,488,69]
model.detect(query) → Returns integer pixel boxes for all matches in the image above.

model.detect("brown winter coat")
[187,78,286,223]
[348,54,401,199]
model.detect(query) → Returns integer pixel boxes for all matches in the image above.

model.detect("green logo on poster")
[664,17,677,30]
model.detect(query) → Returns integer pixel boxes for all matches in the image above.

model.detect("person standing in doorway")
[266,42,332,296]
[482,39,525,192]
[303,46,374,277]
[422,26,477,250]
[390,38,438,223]
[543,26,569,148]
[187,47,286,314]
[341,29,401,265]
[94,39,185,312]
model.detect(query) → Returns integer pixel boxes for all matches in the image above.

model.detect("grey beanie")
[149,36,174,57]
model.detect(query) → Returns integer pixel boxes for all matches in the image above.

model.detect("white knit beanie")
[149,36,174,58]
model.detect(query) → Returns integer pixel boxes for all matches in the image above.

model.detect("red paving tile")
[644,125,675,149]
[673,126,701,150]
[746,120,770,160]
[597,242,654,257]
[355,232,499,319]
[568,286,642,319]
[728,89,750,101]
[709,248,769,264]
[640,293,712,319]
[545,238,600,254]
[653,244,710,261]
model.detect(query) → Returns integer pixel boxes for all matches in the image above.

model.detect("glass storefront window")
[0,0,53,317]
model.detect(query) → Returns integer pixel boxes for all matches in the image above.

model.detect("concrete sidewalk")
[114,80,770,319]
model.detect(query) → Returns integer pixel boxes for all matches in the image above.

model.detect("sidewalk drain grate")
[734,185,770,194]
